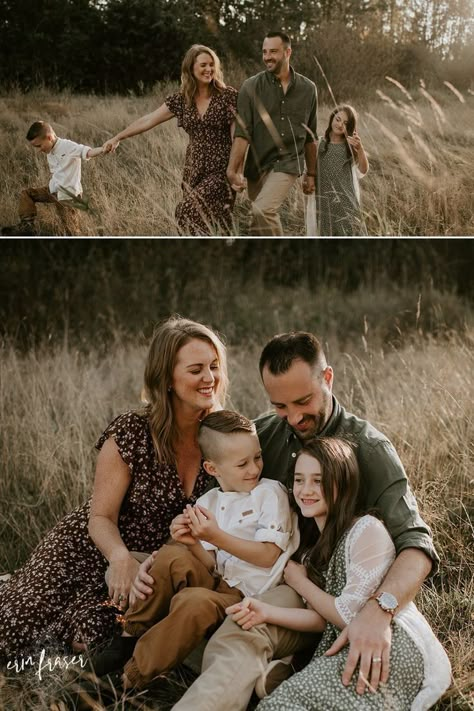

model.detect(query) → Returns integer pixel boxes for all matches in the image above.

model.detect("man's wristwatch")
[370,592,399,617]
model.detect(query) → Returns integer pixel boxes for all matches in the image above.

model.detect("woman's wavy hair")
[180,44,226,107]
[290,437,360,587]
[322,104,357,163]
[142,315,228,463]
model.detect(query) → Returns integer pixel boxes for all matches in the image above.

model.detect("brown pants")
[123,543,243,688]
[19,186,81,236]
[247,171,298,236]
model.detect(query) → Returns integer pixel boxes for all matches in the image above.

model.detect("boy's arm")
[187,504,281,568]
[86,146,105,159]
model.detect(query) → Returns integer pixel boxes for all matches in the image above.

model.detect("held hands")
[226,597,269,630]
[283,559,309,592]
[102,138,120,153]
[170,512,197,546]
[325,601,392,694]
[226,169,247,193]
[302,174,315,195]
[186,504,221,545]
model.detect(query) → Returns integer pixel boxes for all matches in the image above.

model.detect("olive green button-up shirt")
[255,397,439,572]
[234,67,318,180]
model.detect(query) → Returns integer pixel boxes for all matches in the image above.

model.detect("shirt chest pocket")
[232,509,260,528]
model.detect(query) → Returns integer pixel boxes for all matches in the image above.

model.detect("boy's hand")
[186,504,220,544]
[226,597,269,630]
[102,138,120,153]
[283,560,308,591]
[170,512,197,545]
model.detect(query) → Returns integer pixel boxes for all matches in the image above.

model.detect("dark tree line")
[0,0,473,94]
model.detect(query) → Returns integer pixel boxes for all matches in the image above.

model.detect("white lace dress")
[257,515,451,711]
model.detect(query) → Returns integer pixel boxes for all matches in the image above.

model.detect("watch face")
[378,592,398,610]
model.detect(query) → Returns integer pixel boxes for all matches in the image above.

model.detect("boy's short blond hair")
[198,410,256,462]
[26,121,53,141]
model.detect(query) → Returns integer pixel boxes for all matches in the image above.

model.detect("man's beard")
[289,390,332,441]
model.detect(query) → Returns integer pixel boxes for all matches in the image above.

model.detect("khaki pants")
[173,584,318,711]
[247,171,297,236]
[122,543,243,688]
[19,186,81,236]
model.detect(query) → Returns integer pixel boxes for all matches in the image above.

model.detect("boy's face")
[29,132,56,154]
[206,431,263,493]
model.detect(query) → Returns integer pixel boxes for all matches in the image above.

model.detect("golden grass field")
[0,78,473,236]
[0,285,473,708]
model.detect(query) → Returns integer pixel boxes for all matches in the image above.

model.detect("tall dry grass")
[0,78,473,235]
[0,296,473,708]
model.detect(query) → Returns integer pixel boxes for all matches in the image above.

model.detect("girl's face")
[330,110,349,138]
[293,452,329,530]
[193,53,215,86]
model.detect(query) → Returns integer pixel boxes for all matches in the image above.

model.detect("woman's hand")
[284,560,308,592]
[226,597,270,630]
[102,138,120,153]
[106,553,140,610]
[186,504,221,544]
[128,551,158,608]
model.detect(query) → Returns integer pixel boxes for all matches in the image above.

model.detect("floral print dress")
[165,86,238,235]
[0,411,210,662]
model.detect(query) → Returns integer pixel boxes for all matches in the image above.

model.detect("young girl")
[228,437,451,711]
[316,105,369,235]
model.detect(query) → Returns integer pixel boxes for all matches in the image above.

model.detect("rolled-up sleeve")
[252,483,293,550]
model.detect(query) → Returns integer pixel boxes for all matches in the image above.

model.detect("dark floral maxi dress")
[0,411,211,663]
[165,86,238,236]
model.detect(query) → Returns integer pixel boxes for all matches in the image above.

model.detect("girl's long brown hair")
[180,44,226,107]
[142,315,228,464]
[291,437,360,587]
[322,104,357,164]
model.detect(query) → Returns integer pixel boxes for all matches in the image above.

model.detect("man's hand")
[128,551,158,607]
[102,138,120,153]
[302,174,315,195]
[226,169,247,193]
[186,504,221,544]
[226,597,270,630]
[325,601,392,694]
[283,560,308,592]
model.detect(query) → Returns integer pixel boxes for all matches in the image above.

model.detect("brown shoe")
[254,656,294,699]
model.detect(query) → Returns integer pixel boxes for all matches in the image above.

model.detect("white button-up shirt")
[197,478,300,597]
[47,137,91,200]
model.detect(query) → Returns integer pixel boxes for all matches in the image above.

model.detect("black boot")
[86,635,137,677]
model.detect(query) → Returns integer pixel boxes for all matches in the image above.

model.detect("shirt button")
[221,506,225,510]
[291,452,297,458]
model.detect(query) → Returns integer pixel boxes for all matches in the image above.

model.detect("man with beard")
[170,331,437,710]
[226,32,317,235]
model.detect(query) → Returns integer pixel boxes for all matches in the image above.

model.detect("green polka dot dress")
[257,515,450,711]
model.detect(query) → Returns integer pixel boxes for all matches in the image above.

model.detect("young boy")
[91,410,299,689]
[2,121,104,236]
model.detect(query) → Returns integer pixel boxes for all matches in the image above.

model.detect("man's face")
[262,359,333,440]
[262,37,291,75]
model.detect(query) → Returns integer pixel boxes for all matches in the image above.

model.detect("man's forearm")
[304,140,317,176]
[372,548,432,610]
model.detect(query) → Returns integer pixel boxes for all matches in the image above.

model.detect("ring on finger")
[118,594,125,602]
[372,657,382,664]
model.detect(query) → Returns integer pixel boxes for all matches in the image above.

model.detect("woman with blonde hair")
[103,45,238,235]
[0,316,228,661]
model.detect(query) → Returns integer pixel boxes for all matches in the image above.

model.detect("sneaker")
[254,656,294,699]
[86,635,137,677]
[1,221,38,236]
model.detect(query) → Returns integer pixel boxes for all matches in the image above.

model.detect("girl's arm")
[227,597,326,633]
[103,103,175,152]
[88,437,137,609]
[284,560,346,629]
[347,131,368,175]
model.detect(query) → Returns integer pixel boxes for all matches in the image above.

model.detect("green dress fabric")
[316,139,366,236]
[257,517,425,711]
